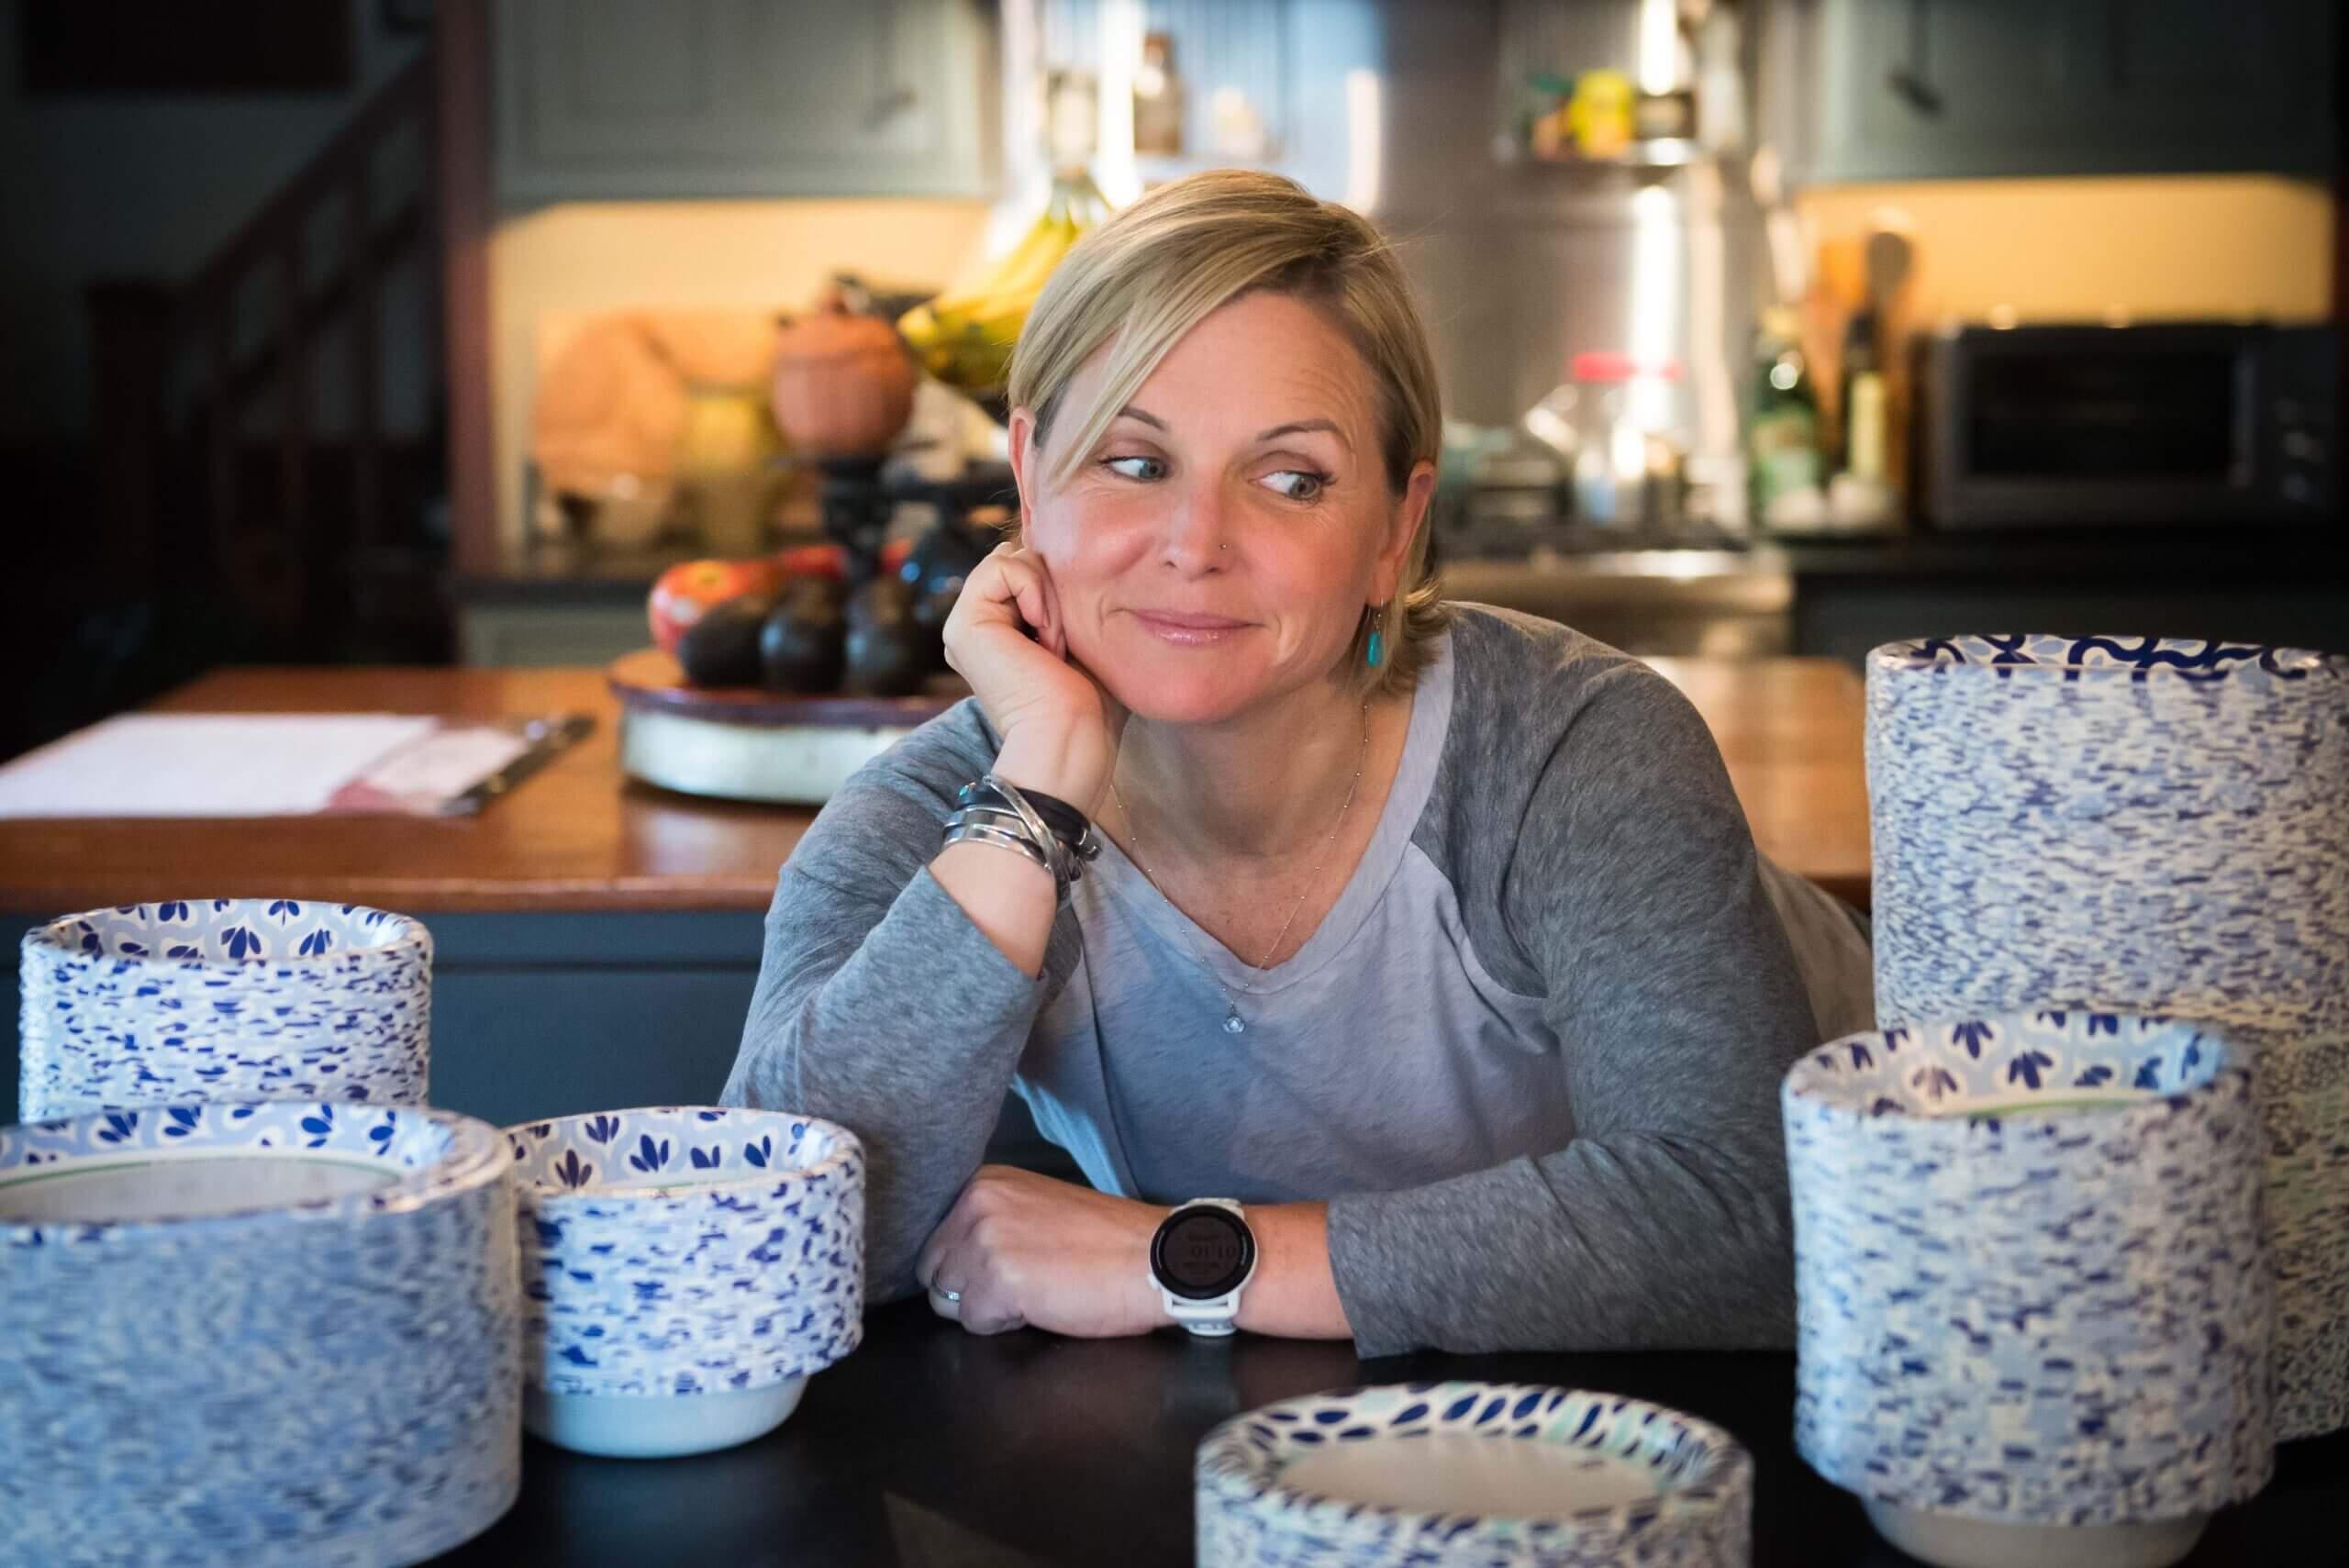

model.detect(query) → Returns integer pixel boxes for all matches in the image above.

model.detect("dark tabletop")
[430,1298,2348,1567]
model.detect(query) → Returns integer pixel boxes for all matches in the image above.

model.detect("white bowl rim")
[507,1106,863,1201]
[1782,1012,2245,1142]
[21,901,432,969]
[0,1099,507,1243]
[1868,634,2344,679]
[1197,1382,1751,1544]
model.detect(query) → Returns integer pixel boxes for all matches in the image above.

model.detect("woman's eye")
[1104,455,1166,481]
[1263,469,1328,503]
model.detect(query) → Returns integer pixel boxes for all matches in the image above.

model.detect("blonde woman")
[722,170,1872,1355]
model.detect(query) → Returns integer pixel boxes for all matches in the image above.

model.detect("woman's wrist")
[991,729,1109,819]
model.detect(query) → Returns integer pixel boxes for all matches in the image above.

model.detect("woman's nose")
[1157,481,1230,573]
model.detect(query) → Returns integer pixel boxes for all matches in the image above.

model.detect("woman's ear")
[1372,458,1439,603]
[1007,406,1039,548]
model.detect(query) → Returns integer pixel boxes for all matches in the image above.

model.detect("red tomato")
[647,558,786,654]
[770,539,914,581]
[774,543,846,581]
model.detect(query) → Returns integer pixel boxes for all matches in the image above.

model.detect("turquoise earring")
[1364,621,1386,669]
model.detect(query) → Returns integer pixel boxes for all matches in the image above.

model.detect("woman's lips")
[1130,610,1251,646]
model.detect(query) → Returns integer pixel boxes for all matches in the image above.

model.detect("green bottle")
[1748,306,1822,528]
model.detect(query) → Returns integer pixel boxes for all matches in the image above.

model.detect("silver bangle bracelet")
[941,821,1063,893]
[977,773,1074,886]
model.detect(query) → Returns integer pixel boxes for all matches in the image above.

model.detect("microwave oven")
[1915,323,2334,528]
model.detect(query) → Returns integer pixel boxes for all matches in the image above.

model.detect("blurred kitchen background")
[3,0,2342,762]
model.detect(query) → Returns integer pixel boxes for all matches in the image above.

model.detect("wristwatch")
[1149,1198,1257,1338]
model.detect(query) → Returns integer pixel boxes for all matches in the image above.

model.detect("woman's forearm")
[1234,1201,1353,1340]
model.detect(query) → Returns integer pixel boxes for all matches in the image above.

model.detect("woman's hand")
[915,1165,1169,1338]
[940,541,1123,816]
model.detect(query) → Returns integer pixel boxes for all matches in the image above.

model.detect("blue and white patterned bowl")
[1865,634,2349,1440]
[1195,1383,1752,1567]
[1784,1013,2274,1568]
[0,1099,520,1568]
[508,1106,865,1458]
[19,900,434,1121]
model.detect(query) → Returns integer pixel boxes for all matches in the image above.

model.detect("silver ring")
[941,1288,963,1304]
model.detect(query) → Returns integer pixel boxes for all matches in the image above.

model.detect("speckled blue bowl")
[1784,1012,2274,1568]
[507,1106,865,1458]
[1196,1383,1752,1566]
[19,899,433,1121]
[0,1099,519,1568]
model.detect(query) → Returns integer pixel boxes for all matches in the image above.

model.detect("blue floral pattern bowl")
[0,1099,519,1568]
[1783,1013,2273,1568]
[19,900,433,1121]
[1865,635,2349,1439]
[508,1106,865,1458]
[1196,1383,1751,1566]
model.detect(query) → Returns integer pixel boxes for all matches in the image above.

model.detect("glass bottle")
[1747,306,1823,530]
[1133,33,1185,157]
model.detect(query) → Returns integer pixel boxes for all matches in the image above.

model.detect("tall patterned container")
[1865,635,2349,1440]
[20,900,432,1120]
[1785,1013,2273,1568]
[0,1101,520,1567]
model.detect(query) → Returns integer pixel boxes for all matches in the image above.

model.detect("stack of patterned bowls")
[1784,1012,2273,1568]
[19,900,434,1120]
[1196,1382,1752,1566]
[508,1106,865,1458]
[0,1099,520,1567]
[1865,634,2349,1440]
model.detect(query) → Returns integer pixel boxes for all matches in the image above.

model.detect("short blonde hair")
[1009,169,1449,699]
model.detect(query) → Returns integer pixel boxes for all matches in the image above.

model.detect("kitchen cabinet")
[494,0,996,204]
[1782,0,2333,183]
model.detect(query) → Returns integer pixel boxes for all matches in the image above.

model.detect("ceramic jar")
[1784,1013,2273,1568]
[19,900,433,1122]
[769,303,916,457]
[1865,634,2349,1440]
[507,1106,865,1458]
[0,1100,519,1568]
[1196,1383,1752,1568]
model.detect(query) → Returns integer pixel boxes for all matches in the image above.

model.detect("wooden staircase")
[86,50,448,663]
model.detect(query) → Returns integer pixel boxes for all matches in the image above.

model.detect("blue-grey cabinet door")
[1804,0,2332,183]
[495,0,996,204]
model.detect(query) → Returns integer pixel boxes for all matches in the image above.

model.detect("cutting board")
[607,650,969,804]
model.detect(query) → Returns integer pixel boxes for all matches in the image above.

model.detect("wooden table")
[423,1296,2346,1568]
[0,659,1870,1131]
[0,658,1871,914]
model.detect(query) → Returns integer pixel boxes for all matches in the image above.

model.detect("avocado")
[674,593,774,687]
[758,576,848,694]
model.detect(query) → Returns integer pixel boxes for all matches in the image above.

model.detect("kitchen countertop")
[451,525,2349,605]
[422,1296,2347,1568]
[0,658,1871,915]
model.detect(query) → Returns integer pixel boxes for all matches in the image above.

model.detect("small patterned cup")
[1784,1013,2274,1568]
[19,899,433,1120]
[507,1106,865,1458]
[1196,1383,1753,1567]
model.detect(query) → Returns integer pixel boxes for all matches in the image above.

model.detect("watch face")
[1152,1206,1254,1301]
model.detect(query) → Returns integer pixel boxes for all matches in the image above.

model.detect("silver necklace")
[1108,702,1370,1036]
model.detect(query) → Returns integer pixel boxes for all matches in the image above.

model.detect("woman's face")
[1010,291,1434,726]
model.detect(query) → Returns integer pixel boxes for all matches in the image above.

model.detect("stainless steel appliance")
[1916,323,2336,528]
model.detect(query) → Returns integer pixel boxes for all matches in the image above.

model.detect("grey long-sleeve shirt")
[721,605,1875,1357]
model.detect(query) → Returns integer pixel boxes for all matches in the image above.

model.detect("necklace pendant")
[1221,1009,1246,1036]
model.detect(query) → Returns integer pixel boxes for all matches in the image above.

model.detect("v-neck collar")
[1089,628,1456,997]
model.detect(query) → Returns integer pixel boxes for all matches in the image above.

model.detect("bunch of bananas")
[899,174,1109,395]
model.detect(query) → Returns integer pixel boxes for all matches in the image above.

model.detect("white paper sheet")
[0,714,440,818]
